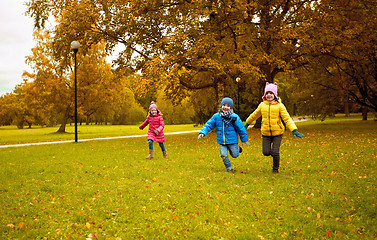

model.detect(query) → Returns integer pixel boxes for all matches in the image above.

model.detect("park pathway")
[0,130,200,149]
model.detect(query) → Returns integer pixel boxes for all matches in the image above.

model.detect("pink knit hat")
[149,101,158,110]
[262,82,278,100]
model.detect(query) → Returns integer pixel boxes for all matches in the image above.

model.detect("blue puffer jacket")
[199,112,248,145]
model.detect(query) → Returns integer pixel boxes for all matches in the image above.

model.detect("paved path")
[0,130,200,149]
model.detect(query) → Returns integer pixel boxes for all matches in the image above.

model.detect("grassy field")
[0,118,376,239]
[0,124,201,145]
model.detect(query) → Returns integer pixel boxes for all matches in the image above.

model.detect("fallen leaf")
[87,233,98,239]
[7,224,15,229]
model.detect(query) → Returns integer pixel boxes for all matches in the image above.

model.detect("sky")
[0,0,35,96]
[0,1,123,97]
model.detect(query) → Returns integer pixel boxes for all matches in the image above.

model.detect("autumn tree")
[23,30,74,132]
[26,0,377,123]
[154,89,196,124]
[23,30,131,131]
[275,63,346,121]
[76,41,128,125]
[0,97,9,126]
[306,0,377,118]
[0,94,15,126]
[108,75,146,125]
[0,82,40,128]
[26,0,321,120]
[258,0,377,120]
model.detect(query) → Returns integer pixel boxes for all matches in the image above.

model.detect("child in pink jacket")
[139,101,167,159]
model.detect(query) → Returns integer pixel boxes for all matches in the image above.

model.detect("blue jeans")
[148,140,166,152]
[220,144,240,170]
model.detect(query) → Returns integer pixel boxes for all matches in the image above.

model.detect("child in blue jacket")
[198,97,249,172]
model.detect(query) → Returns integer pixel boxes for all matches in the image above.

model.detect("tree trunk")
[362,106,368,120]
[293,103,297,116]
[57,122,66,133]
[57,110,69,133]
[17,120,24,129]
[344,94,350,117]
[362,96,368,120]
[215,77,225,108]
[253,80,267,129]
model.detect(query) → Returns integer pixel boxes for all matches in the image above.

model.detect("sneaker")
[226,168,234,173]
[239,145,243,153]
[272,169,279,174]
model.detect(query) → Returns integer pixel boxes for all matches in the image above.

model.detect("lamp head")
[71,41,80,52]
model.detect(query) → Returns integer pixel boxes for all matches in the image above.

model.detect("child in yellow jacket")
[245,82,303,173]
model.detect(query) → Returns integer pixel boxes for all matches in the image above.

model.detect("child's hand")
[292,130,303,138]
[244,123,249,129]
[154,130,159,135]
[198,133,204,139]
[242,141,249,146]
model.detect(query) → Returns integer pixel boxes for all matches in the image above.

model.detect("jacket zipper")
[269,103,273,136]
[223,121,226,144]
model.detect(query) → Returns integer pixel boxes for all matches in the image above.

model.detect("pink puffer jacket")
[139,114,165,143]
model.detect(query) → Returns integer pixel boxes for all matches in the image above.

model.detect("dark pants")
[262,135,283,171]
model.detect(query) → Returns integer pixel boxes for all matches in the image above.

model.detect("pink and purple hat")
[262,82,278,100]
[149,101,158,110]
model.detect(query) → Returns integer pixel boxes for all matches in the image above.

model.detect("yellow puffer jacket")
[246,100,297,136]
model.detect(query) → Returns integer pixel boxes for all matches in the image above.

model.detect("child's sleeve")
[156,116,165,133]
[280,104,297,132]
[246,103,262,124]
[139,118,149,130]
[199,114,217,136]
[234,116,248,142]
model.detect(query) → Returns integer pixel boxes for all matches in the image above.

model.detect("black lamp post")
[236,77,240,114]
[71,41,80,142]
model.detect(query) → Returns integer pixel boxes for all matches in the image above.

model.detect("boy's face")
[265,91,275,101]
[150,108,158,115]
[221,104,231,112]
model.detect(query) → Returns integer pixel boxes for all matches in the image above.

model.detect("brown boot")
[162,151,167,159]
[146,150,153,159]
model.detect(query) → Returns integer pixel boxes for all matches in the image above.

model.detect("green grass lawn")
[0,119,376,239]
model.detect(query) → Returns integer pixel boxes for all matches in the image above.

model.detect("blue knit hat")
[221,97,233,108]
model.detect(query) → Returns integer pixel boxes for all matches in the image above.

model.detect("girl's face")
[150,108,158,115]
[265,91,276,102]
[221,104,231,112]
